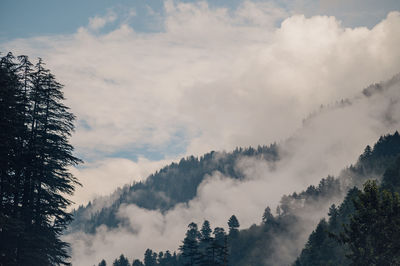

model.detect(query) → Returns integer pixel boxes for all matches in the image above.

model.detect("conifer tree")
[213,227,228,266]
[227,215,239,237]
[144,249,157,266]
[179,222,200,266]
[198,220,213,266]
[132,259,144,266]
[0,52,81,265]
[113,254,130,266]
[340,180,400,265]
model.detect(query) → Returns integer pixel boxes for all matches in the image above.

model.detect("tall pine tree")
[0,53,81,265]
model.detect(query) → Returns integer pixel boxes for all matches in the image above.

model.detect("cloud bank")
[2,1,400,264]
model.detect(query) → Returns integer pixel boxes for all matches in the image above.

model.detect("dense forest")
[0,52,81,265]
[69,144,279,233]
[93,133,400,265]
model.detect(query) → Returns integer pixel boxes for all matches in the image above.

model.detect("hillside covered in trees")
[70,144,279,233]
[93,132,400,265]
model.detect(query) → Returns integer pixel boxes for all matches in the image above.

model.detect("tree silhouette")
[0,52,81,265]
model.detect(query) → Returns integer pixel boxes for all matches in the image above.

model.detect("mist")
[65,73,400,265]
[2,1,400,265]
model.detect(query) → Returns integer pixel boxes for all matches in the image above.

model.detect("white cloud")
[3,3,399,159]
[66,73,400,265]
[2,2,400,264]
[88,12,117,31]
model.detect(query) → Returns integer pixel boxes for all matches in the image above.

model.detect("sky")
[1,0,399,206]
[2,0,400,264]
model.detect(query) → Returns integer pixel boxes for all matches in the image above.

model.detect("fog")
[65,75,400,264]
[2,1,400,265]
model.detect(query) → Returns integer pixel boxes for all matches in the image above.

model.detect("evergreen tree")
[132,259,144,266]
[98,259,107,266]
[339,180,400,265]
[144,249,157,266]
[262,207,274,225]
[113,254,130,266]
[179,222,200,266]
[198,220,213,266]
[212,227,228,266]
[0,53,81,265]
[227,215,239,237]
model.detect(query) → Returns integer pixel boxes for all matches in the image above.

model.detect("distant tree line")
[71,144,279,234]
[94,132,400,266]
[96,215,239,266]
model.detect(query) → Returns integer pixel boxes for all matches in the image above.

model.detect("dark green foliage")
[179,223,200,266]
[0,52,81,265]
[340,180,400,265]
[296,138,400,266]
[198,220,213,266]
[294,188,360,266]
[381,155,400,192]
[70,145,279,233]
[262,207,274,225]
[113,254,131,266]
[212,227,228,266]
[99,259,107,266]
[97,133,400,266]
[227,215,239,237]
[144,249,157,266]
[132,259,144,266]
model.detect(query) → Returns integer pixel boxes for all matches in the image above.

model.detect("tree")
[213,227,228,266]
[262,207,274,225]
[0,53,81,265]
[339,180,400,265]
[198,220,213,266]
[227,215,240,237]
[179,222,200,266]
[113,254,130,266]
[132,259,144,266]
[99,259,107,266]
[144,249,157,266]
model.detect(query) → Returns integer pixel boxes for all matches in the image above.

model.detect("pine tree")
[212,227,228,266]
[132,259,144,266]
[144,249,157,266]
[340,180,400,265]
[98,259,107,266]
[179,222,200,266]
[198,220,213,266]
[0,53,81,265]
[113,254,130,266]
[227,215,239,237]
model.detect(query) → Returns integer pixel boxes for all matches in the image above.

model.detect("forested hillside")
[95,132,400,265]
[70,145,278,233]
[71,73,400,238]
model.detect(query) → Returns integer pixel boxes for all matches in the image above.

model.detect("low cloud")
[66,74,400,265]
[2,1,400,265]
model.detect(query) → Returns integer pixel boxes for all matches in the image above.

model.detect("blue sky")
[1,0,399,42]
[0,0,243,41]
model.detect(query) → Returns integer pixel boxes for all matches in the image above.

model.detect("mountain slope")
[70,144,279,233]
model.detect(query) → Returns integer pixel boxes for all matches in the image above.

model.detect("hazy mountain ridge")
[70,144,279,233]
[68,73,400,265]
[69,73,400,235]
[97,132,400,266]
